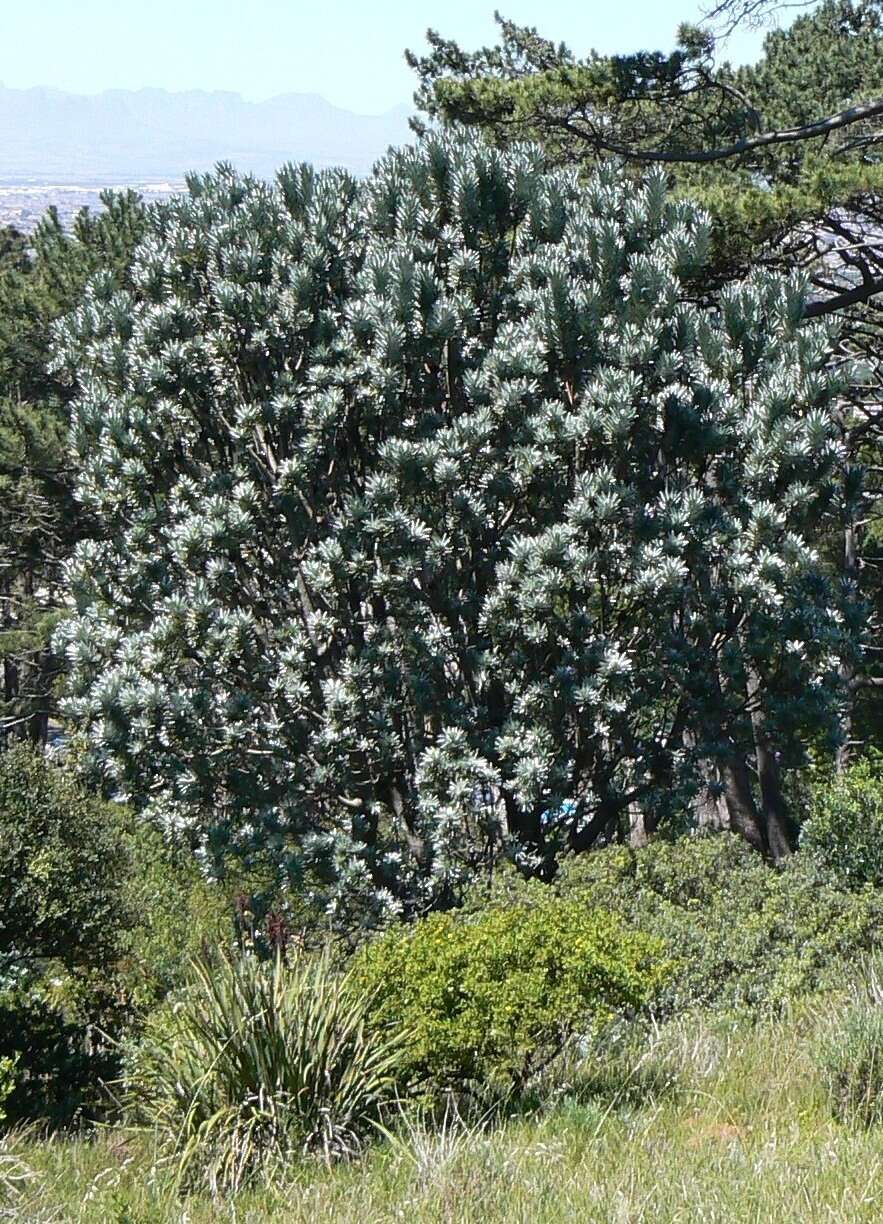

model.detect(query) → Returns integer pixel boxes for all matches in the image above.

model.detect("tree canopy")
[408,0,883,758]
[53,137,856,916]
[408,2,883,314]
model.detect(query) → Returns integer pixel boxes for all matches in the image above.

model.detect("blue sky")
[7,1,781,113]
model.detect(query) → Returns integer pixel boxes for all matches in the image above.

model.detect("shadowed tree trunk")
[720,751,768,856]
[746,667,797,863]
[837,521,859,774]
[692,765,730,832]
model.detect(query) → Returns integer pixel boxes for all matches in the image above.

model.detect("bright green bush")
[127,949,404,1193]
[354,898,666,1097]
[817,999,883,1128]
[800,756,883,889]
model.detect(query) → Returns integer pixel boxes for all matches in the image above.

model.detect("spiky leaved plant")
[127,949,404,1194]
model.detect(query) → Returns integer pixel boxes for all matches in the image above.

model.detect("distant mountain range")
[0,86,414,183]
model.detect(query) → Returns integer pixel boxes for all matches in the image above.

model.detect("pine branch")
[566,95,883,165]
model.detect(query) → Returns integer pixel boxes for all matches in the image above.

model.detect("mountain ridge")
[0,85,413,183]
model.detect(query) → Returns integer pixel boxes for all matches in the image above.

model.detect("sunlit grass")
[9,999,883,1223]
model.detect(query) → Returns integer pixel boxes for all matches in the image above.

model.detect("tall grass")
[127,948,404,1194]
[11,991,883,1221]
[816,955,883,1129]
[0,1127,36,1213]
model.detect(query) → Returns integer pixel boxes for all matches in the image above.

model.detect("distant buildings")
[0,182,184,233]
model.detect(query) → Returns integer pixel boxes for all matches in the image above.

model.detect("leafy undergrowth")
[8,996,883,1223]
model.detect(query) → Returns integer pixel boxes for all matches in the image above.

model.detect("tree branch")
[803,275,883,319]
[702,0,820,38]
[573,96,883,165]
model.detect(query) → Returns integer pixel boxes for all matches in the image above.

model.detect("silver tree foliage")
[53,135,856,918]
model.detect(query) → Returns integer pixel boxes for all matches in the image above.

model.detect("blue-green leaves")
[56,134,855,917]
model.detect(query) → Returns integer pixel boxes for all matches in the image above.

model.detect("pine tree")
[54,138,856,917]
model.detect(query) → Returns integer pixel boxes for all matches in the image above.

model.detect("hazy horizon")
[5,1,779,116]
[0,0,801,227]
[0,81,410,121]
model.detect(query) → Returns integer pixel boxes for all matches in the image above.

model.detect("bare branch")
[702,0,818,38]
[849,675,883,690]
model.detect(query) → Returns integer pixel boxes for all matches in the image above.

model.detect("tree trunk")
[692,765,730,832]
[752,731,795,863]
[694,682,765,852]
[567,795,619,853]
[745,667,797,863]
[719,751,768,856]
[683,731,730,831]
[836,521,859,774]
[628,802,649,848]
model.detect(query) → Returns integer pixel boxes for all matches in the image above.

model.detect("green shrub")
[354,898,666,1098]
[470,834,883,1018]
[0,747,138,1122]
[800,756,883,889]
[573,836,883,1014]
[0,1057,16,1125]
[0,745,133,974]
[0,983,122,1126]
[0,746,246,1123]
[127,949,404,1194]
[817,999,883,1128]
[112,822,233,1012]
